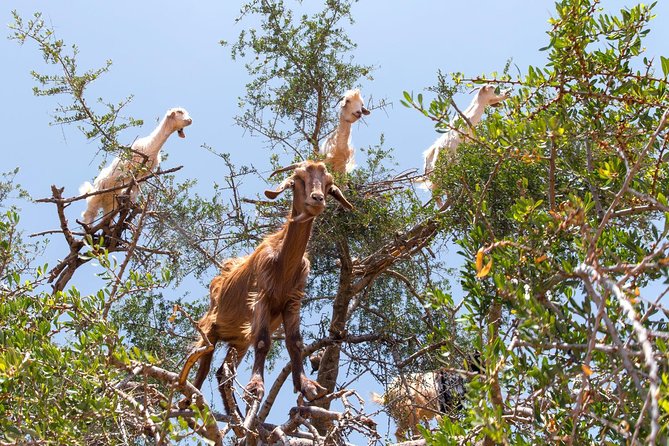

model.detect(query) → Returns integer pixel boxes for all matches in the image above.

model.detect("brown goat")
[189,161,353,409]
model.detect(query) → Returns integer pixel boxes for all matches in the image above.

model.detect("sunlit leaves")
[414,0,669,444]
[475,248,493,279]
[661,56,669,78]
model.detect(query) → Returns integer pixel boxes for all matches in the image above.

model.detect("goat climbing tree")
[2,0,669,445]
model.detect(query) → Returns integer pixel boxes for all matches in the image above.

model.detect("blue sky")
[3,0,669,441]
[5,0,668,242]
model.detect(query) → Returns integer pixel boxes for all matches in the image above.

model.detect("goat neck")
[461,94,490,128]
[322,114,352,157]
[139,115,177,156]
[334,113,353,145]
[320,115,353,173]
[274,187,314,276]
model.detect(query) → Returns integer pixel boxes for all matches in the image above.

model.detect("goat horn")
[269,162,302,178]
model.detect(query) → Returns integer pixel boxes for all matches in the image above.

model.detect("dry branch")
[111,358,225,446]
[34,167,182,293]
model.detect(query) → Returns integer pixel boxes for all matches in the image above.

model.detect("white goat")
[372,356,481,441]
[80,107,192,224]
[422,85,509,205]
[319,89,370,174]
[373,370,466,440]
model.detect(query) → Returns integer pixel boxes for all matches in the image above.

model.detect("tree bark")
[313,238,353,434]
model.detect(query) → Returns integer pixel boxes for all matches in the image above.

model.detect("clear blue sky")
[3,0,669,440]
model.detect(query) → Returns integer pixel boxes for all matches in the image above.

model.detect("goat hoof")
[301,378,327,401]
[244,378,265,402]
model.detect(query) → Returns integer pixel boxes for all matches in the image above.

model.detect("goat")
[189,161,353,412]
[319,89,370,174]
[372,356,481,440]
[79,107,192,224]
[421,85,509,206]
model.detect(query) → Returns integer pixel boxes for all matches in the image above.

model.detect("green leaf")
[661,56,669,77]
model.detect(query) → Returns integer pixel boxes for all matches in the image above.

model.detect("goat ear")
[264,178,294,199]
[362,106,371,116]
[328,185,353,210]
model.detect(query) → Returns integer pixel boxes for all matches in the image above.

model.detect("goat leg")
[246,326,271,402]
[215,357,246,439]
[216,348,245,418]
[283,307,327,401]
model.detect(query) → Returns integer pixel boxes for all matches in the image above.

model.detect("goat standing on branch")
[421,85,509,206]
[319,89,370,174]
[186,161,353,412]
[80,107,192,224]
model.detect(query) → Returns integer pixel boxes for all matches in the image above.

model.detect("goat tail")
[371,391,386,405]
[79,181,95,197]
[179,336,215,386]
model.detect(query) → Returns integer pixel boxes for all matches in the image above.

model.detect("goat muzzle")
[310,192,325,202]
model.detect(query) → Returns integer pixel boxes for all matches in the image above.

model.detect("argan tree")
[2,0,669,445]
[4,2,454,444]
[402,1,669,444]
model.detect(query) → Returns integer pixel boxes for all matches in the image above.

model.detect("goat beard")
[291,204,324,223]
[178,128,186,138]
[291,211,316,224]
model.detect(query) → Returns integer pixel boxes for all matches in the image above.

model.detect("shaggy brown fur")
[190,161,353,410]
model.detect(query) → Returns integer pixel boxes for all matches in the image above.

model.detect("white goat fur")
[319,89,370,173]
[373,371,443,440]
[422,85,509,203]
[372,370,466,440]
[79,108,192,224]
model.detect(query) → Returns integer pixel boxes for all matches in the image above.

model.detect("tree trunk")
[313,238,353,434]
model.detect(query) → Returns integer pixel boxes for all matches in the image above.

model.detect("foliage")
[403,0,669,444]
[0,169,36,279]
[9,11,142,155]
[0,197,217,444]
[228,0,373,156]
[0,201,128,444]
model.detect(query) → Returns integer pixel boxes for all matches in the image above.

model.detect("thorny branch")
[33,167,182,293]
[576,263,660,446]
